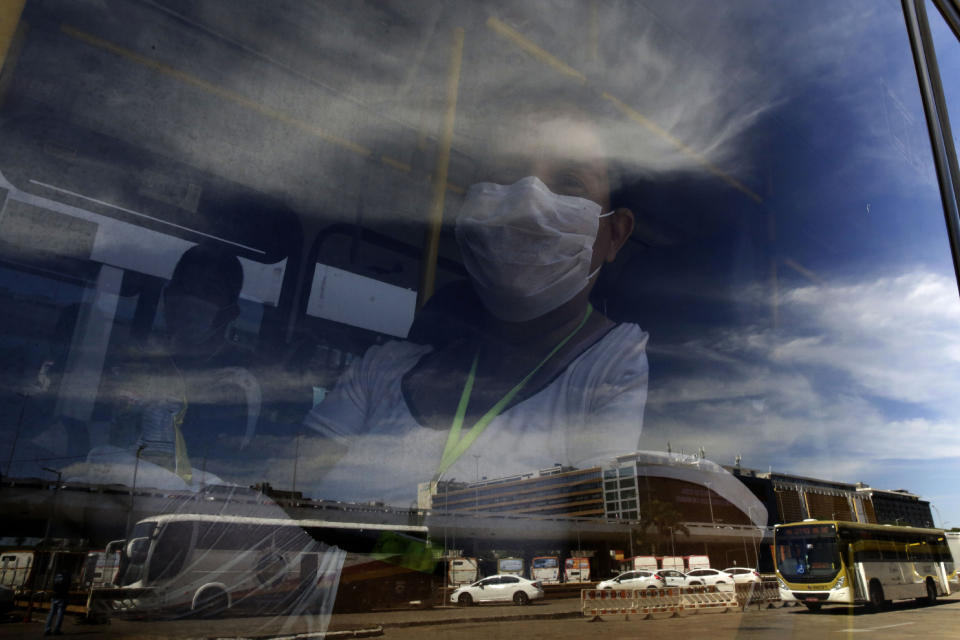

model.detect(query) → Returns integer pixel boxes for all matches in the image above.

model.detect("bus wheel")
[923,578,937,605]
[458,593,473,606]
[868,581,886,611]
[803,602,822,612]
[513,591,529,605]
[194,587,229,618]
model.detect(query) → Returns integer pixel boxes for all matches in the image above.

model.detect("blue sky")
[622,1,960,526]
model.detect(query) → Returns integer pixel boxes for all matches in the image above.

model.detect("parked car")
[683,568,734,586]
[722,567,762,584]
[657,569,687,588]
[596,570,665,590]
[451,575,544,606]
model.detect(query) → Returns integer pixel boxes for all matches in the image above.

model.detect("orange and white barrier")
[735,581,783,608]
[681,584,737,611]
[582,584,746,620]
[581,588,643,617]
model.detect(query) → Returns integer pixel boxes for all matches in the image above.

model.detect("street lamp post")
[126,444,147,535]
[291,429,302,494]
[472,454,480,512]
[433,474,450,606]
[704,482,715,526]
[41,467,62,541]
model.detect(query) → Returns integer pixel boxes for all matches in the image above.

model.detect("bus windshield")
[776,526,842,583]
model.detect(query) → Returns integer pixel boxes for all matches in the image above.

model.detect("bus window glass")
[775,529,841,583]
[926,2,960,152]
[147,522,193,582]
[0,0,959,631]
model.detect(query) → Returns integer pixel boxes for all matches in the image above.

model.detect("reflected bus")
[100,513,438,617]
[774,521,951,612]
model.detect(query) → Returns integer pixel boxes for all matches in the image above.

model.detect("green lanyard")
[435,304,593,480]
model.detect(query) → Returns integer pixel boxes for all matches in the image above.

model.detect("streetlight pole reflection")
[126,444,147,535]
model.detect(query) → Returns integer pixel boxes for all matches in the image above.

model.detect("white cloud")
[644,269,960,490]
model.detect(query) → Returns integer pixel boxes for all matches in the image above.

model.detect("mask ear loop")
[586,210,616,281]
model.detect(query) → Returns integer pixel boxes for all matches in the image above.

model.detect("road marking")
[837,622,916,633]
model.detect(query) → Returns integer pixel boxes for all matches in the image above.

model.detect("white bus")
[946,531,960,584]
[564,557,590,583]
[82,542,124,589]
[775,521,951,611]
[530,556,560,583]
[108,513,432,616]
[497,558,524,578]
[0,551,33,589]
[447,557,479,586]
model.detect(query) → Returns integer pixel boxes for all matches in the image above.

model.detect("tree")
[640,500,690,554]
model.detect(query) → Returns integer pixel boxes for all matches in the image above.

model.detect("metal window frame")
[902,0,960,295]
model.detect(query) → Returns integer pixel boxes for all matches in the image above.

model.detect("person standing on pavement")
[43,569,71,636]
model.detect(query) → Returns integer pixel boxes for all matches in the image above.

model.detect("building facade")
[427,454,936,532]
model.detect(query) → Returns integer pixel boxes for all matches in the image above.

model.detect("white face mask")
[455,176,612,322]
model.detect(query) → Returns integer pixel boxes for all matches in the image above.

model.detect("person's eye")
[555,172,588,194]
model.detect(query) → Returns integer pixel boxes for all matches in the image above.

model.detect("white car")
[722,567,762,584]
[597,570,665,590]
[683,568,734,586]
[657,569,687,588]
[451,575,544,606]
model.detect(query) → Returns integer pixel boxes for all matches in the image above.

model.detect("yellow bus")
[774,521,951,612]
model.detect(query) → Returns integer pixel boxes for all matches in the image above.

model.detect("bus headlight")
[831,576,845,590]
[777,577,788,591]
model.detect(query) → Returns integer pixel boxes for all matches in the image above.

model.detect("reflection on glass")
[0,0,957,635]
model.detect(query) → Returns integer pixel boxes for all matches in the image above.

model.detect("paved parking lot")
[384,596,960,640]
[0,592,957,639]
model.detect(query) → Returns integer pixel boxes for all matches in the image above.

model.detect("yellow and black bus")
[775,520,951,612]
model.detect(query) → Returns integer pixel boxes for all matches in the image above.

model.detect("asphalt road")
[382,597,960,640]
[0,592,957,639]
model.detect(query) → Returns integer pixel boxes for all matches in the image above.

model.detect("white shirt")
[304,323,649,505]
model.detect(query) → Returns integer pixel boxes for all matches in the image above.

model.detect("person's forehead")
[481,115,608,173]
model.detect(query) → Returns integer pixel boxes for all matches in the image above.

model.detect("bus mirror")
[126,538,149,563]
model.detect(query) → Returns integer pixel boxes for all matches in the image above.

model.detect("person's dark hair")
[169,242,244,306]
